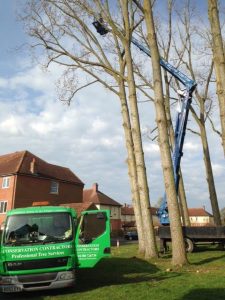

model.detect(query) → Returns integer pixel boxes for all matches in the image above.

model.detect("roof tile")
[83,183,122,207]
[188,208,213,217]
[0,150,84,185]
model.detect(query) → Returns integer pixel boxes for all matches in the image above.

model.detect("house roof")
[83,183,122,207]
[60,202,97,217]
[121,206,134,215]
[188,208,213,217]
[121,205,158,216]
[0,150,84,185]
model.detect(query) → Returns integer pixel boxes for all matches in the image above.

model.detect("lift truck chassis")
[158,226,225,253]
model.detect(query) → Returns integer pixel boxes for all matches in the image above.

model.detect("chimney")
[92,183,98,192]
[30,158,37,174]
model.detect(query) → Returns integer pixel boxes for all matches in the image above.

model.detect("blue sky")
[0,1,26,74]
[0,0,224,214]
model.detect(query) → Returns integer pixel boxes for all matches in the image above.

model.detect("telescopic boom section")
[131,37,197,92]
[92,19,197,225]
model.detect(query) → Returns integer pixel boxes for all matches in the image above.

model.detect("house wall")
[121,214,160,230]
[190,216,214,226]
[14,175,83,208]
[121,214,135,222]
[95,204,121,220]
[0,175,16,225]
[95,204,121,234]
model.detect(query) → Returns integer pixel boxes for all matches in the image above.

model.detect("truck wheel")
[184,238,194,253]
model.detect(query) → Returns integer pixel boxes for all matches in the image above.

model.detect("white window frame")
[50,181,59,194]
[2,177,10,189]
[0,201,7,214]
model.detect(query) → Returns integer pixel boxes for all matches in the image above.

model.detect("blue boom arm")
[92,20,197,225]
[130,37,196,225]
[131,37,196,92]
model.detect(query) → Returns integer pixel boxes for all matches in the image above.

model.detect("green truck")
[0,206,110,293]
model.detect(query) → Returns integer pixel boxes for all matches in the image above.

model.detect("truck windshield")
[3,212,73,245]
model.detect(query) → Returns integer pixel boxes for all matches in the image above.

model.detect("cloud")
[212,163,225,177]
[0,56,224,213]
[91,118,108,133]
[144,143,160,154]
[184,141,201,151]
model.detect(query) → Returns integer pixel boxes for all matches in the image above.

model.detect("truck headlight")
[2,277,14,284]
[59,272,74,281]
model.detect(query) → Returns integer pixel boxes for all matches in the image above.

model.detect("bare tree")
[96,0,158,258]
[22,0,158,256]
[156,0,190,226]
[208,0,225,156]
[175,1,221,225]
[142,0,188,265]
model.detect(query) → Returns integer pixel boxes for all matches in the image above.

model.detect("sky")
[0,0,224,213]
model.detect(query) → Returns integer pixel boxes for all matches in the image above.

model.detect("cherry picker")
[93,18,197,225]
[93,18,225,252]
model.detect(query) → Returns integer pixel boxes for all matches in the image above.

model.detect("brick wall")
[14,175,83,208]
[0,175,16,225]
[0,174,84,225]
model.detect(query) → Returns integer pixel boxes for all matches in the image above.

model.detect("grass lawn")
[4,243,225,300]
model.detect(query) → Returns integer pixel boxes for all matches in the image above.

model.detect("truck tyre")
[184,238,194,253]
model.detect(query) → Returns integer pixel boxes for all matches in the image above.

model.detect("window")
[2,177,10,189]
[79,212,106,244]
[0,201,7,214]
[50,181,59,194]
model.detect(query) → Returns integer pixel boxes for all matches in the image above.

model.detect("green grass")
[4,244,225,300]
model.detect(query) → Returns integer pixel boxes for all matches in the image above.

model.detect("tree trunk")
[192,98,222,225]
[143,0,187,265]
[120,0,158,258]
[118,79,146,253]
[164,71,190,226]
[208,0,225,156]
[200,121,221,225]
[190,101,221,226]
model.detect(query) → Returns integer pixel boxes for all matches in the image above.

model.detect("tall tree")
[23,0,157,255]
[208,0,225,156]
[98,0,158,258]
[175,1,221,225]
[142,0,188,265]
[157,0,190,226]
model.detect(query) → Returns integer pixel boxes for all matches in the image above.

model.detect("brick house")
[0,150,84,224]
[121,204,136,231]
[83,183,122,235]
[121,205,215,230]
[188,208,214,226]
[121,204,160,231]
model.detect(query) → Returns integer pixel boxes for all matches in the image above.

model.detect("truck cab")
[0,206,110,293]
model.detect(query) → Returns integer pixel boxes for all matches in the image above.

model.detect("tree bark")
[200,122,221,225]
[208,0,225,156]
[191,105,221,226]
[118,79,146,253]
[120,0,158,258]
[164,71,190,226]
[143,0,187,265]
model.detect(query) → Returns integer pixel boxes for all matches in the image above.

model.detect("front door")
[75,210,110,268]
